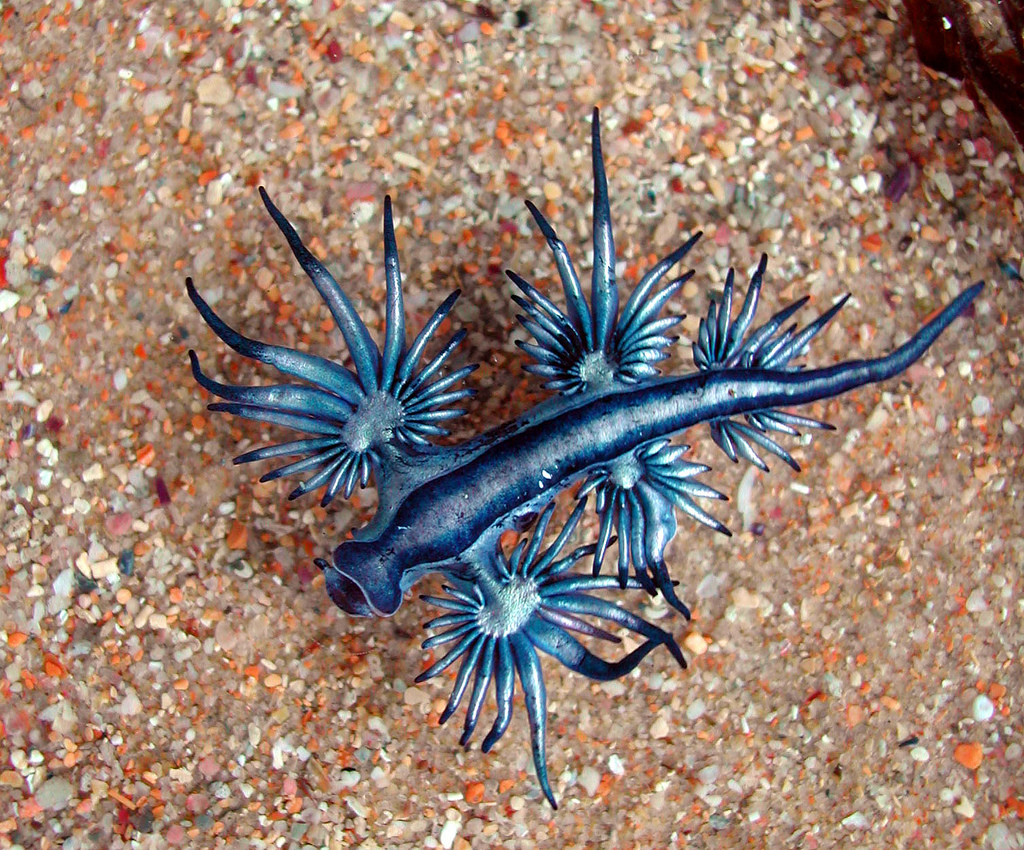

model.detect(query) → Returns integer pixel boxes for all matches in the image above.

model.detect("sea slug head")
[318,539,405,618]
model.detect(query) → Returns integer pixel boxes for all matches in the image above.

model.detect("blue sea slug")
[187,109,982,807]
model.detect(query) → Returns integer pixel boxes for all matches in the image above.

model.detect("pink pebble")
[345,181,377,202]
[105,511,133,536]
[186,793,209,813]
[907,363,931,384]
[198,756,220,779]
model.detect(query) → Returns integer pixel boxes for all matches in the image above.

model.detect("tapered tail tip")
[960,281,984,307]
[865,280,984,383]
[923,281,984,336]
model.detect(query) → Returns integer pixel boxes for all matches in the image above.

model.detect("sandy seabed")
[1,2,1022,848]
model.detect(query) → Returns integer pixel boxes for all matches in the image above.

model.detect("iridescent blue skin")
[188,109,982,807]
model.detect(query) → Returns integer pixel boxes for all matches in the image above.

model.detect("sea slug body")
[188,108,982,807]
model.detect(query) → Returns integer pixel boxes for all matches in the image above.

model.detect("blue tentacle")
[234,437,339,465]
[189,358,355,422]
[618,239,700,335]
[589,107,618,351]
[186,278,365,404]
[205,402,342,437]
[535,607,621,643]
[524,200,594,349]
[438,635,486,724]
[255,448,345,483]
[380,196,406,393]
[397,290,461,385]
[258,188,381,393]
[508,633,555,808]
[460,636,496,745]
[481,638,515,752]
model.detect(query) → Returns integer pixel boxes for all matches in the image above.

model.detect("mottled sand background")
[1,2,1022,848]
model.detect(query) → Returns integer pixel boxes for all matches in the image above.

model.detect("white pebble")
[402,686,428,706]
[142,89,173,115]
[971,395,991,417]
[955,797,976,819]
[578,765,601,796]
[35,776,74,810]
[697,764,720,785]
[932,171,954,202]
[842,811,870,829]
[972,694,995,722]
[206,177,224,207]
[0,290,20,312]
[119,690,142,716]
[82,462,105,483]
[69,179,88,196]
[35,778,74,811]
[197,73,233,106]
[965,588,987,613]
[439,819,460,849]
[650,715,670,739]
[686,698,706,721]
[986,823,1013,850]
[608,754,625,776]
[457,21,480,43]
[601,680,626,697]
[683,632,709,656]
[731,587,760,609]
[910,746,929,762]
[51,568,74,599]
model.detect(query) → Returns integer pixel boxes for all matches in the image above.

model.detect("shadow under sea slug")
[187,108,983,808]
